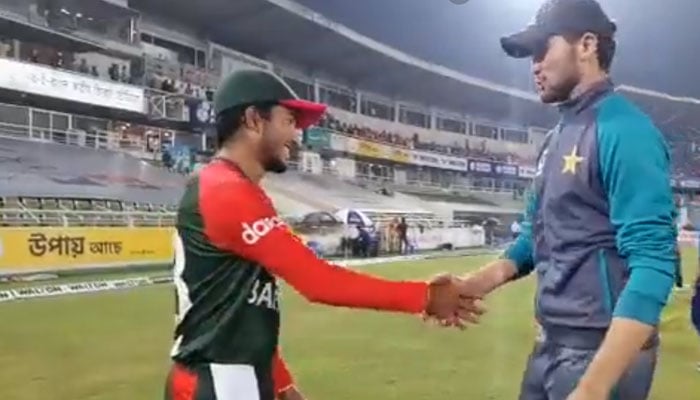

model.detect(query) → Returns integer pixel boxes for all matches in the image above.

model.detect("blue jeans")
[518,327,657,400]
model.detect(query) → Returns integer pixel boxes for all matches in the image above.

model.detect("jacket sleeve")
[502,188,537,278]
[598,109,677,326]
[199,179,428,314]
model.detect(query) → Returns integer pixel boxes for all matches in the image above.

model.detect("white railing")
[0,207,175,227]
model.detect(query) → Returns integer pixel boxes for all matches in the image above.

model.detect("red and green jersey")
[170,159,429,377]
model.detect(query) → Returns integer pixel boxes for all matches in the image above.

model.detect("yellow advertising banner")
[0,227,175,273]
[355,140,384,159]
[386,147,411,163]
[354,139,411,164]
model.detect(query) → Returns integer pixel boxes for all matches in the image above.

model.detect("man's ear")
[243,105,263,132]
[578,32,599,62]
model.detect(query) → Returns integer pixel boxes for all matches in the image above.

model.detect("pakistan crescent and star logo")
[562,146,585,174]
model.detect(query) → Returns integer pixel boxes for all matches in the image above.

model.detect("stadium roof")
[131,0,700,132]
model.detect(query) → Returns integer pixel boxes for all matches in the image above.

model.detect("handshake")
[423,273,490,329]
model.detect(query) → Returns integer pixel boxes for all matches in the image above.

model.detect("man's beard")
[540,75,579,104]
[264,157,287,174]
[540,51,580,104]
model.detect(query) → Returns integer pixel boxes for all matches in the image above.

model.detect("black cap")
[214,69,327,129]
[501,0,616,58]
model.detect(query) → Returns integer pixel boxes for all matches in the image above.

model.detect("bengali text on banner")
[0,227,174,274]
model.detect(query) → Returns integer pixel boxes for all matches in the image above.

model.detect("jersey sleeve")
[502,188,537,278]
[199,178,428,314]
[597,107,677,326]
[272,347,294,395]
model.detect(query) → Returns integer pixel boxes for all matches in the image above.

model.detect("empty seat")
[92,200,108,210]
[2,197,22,209]
[64,213,84,226]
[38,213,63,226]
[41,198,61,210]
[110,214,129,226]
[107,201,123,211]
[59,199,76,210]
[80,213,101,226]
[20,197,41,210]
[74,200,93,211]
[135,202,152,212]
[93,215,115,227]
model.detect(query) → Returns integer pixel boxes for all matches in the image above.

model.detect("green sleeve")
[502,188,536,278]
[597,99,677,326]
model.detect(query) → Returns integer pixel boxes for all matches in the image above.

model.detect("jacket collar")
[558,78,614,115]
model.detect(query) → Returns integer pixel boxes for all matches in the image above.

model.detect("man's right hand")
[424,274,487,327]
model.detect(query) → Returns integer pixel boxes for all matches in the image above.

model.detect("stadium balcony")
[319,112,536,166]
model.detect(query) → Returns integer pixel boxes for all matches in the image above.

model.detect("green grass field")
[0,251,699,400]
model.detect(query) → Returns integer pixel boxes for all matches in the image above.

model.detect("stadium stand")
[1,0,698,242]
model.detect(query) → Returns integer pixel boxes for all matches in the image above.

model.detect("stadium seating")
[0,136,185,205]
[0,195,175,227]
[264,169,430,213]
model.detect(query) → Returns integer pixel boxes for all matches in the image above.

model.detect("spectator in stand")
[53,52,64,68]
[119,65,129,83]
[76,58,90,74]
[184,82,194,97]
[108,63,119,81]
[0,39,11,58]
[29,48,39,63]
[397,217,409,255]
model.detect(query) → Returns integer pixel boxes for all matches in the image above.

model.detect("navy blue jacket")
[505,80,677,329]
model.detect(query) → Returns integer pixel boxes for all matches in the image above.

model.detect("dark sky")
[295,0,700,98]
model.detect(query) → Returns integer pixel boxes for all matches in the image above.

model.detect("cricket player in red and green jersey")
[164,69,485,400]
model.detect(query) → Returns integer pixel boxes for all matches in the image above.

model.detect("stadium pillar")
[429,108,437,130]
[313,80,320,102]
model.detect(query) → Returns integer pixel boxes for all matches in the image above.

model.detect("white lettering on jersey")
[241,216,285,245]
[247,279,280,311]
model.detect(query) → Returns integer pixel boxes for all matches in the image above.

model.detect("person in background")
[90,66,99,77]
[693,263,700,371]
[357,226,371,258]
[0,39,11,58]
[397,217,409,254]
[388,217,399,254]
[53,52,64,68]
[511,217,522,240]
[674,196,684,289]
[76,58,89,74]
[161,149,173,171]
[108,63,119,81]
[29,48,39,63]
[120,65,129,83]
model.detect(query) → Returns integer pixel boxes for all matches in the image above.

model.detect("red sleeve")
[199,175,428,314]
[272,347,294,395]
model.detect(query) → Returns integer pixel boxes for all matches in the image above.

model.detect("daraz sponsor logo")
[241,216,286,244]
